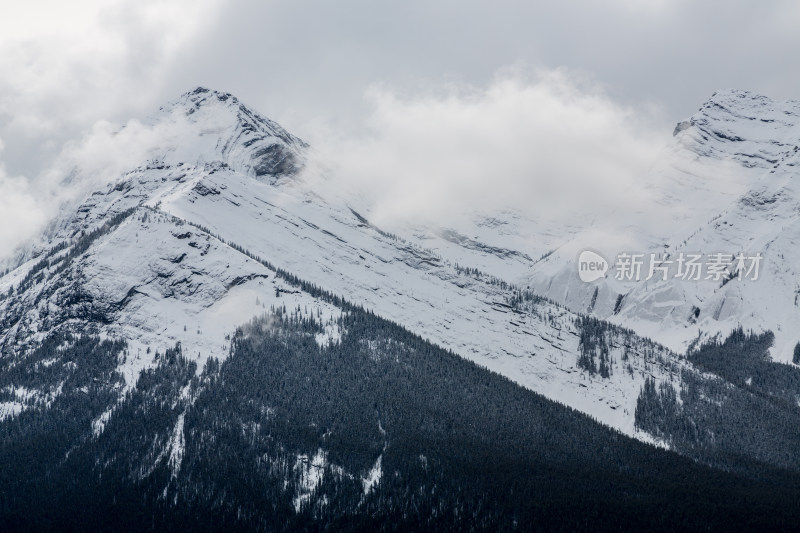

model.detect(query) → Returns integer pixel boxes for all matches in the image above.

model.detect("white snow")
[361,455,382,496]
[4,87,797,449]
[92,406,114,437]
[167,413,186,479]
[293,449,327,512]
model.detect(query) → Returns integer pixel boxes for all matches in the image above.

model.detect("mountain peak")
[698,88,800,119]
[701,88,780,115]
[177,86,241,110]
[149,87,308,180]
[670,88,800,168]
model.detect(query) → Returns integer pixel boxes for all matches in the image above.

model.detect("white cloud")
[309,70,667,231]
[0,0,220,137]
[0,0,223,260]
[0,115,178,262]
[2,0,798,261]
[41,116,182,191]
[0,162,47,263]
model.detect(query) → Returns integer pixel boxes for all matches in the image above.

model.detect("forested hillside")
[3,306,800,531]
[635,328,800,473]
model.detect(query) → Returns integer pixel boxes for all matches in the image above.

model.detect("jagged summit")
[183,85,238,102]
[671,88,800,169]
[0,88,312,271]
[168,86,246,118]
[674,89,800,134]
[147,87,308,180]
[167,86,306,147]
[702,88,800,114]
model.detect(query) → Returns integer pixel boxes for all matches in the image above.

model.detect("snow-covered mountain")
[611,90,800,362]
[2,86,800,529]
[0,87,683,440]
[3,86,800,433]
[475,89,800,363]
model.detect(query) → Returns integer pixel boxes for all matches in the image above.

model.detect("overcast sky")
[1,0,799,256]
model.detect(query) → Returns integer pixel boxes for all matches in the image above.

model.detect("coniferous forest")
[635,328,800,473]
[2,305,800,531]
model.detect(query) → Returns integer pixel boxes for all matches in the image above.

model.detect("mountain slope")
[3,288,800,531]
[507,89,800,360]
[613,91,800,361]
[0,88,683,439]
[2,88,800,527]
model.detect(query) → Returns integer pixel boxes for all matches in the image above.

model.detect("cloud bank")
[0,68,681,263]
[3,0,798,260]
[0,0,223,261]
[0,160,47,264]
[310,70,667,231]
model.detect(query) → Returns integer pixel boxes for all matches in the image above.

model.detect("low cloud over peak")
[308,69,667,230]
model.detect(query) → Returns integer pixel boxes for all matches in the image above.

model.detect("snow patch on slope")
[362,455,382,496]
[293,449,328,513]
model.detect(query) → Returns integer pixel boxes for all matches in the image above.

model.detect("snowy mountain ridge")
[1,85,799,455]
[517,89,800,361]
[610,89,800,361]
[0,87,689,441]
